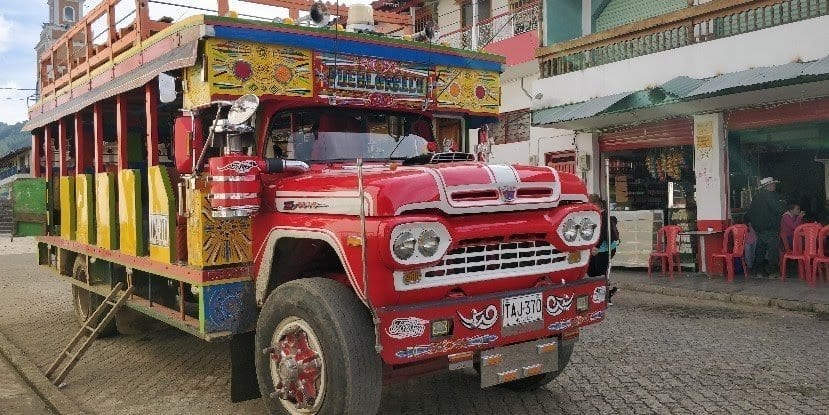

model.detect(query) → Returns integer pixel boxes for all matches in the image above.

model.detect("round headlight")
[579,218,596,240]
[562,218,578,242]
[393,232,417,260]
[417,229,441,257]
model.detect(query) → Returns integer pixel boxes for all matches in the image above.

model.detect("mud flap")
[230,332,261,402]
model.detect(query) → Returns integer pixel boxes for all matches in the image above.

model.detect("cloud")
[0,14,14,54]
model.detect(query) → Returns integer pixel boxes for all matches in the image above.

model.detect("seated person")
[780,202,804,248]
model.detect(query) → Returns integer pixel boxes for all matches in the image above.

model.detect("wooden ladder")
[46,282,134,386]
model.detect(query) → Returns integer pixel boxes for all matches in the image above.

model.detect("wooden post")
[31,131,42,178]
[116,94,128,170]
[45,126,53,182]
[93,103,104,173]
[75,112,86,175]
[145,82,159,166]
[58,118,68,177]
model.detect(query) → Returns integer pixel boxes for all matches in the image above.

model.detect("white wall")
[693,113,728,221]
[533,16,829,109]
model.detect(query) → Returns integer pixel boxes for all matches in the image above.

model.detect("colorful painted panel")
[117,169,145,256]
[148,166,176,264]
[199,282,256,334]
[187,181,252,268]
[315,53,431,109]
[75,174,96,245]
[95,173,118,250]
[207,38,312,101]
[434,67,500,114]
[59,177,76,240]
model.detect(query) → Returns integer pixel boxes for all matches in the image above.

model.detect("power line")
[0,87,36,91]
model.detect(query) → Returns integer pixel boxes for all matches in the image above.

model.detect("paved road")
[0,253,827,414]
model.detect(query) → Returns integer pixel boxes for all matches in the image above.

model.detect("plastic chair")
[780,223,820,282]
[810,225,829,284]
[647,225,682,278]
[711,224,749,282]
[779,230,792,267]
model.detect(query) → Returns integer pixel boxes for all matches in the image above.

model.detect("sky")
[0,0,373,125]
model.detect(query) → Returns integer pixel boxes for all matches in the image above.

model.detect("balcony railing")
[440,2,540,50]
[538,0,829,78]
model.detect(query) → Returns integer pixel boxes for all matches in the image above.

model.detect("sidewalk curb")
[615,280,829,314]
[0,331,86,415]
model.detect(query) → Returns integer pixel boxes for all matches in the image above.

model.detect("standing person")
[587,195,619,303]
[747,177,785,277]
[780,202,805,248]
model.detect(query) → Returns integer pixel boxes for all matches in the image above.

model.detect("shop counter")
[609,210,663,268]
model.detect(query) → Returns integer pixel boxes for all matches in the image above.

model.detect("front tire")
[499,342,575,392]
[255,278,382,415]
[71,257,118,337]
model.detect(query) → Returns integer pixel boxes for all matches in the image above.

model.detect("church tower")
[35,0,85,60]
[35,0,84,92]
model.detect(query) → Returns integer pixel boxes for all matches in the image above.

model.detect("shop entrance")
[603,146,697,268]
[728,121,829,224]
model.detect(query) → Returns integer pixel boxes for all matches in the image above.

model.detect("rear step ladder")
[46,282,134,386]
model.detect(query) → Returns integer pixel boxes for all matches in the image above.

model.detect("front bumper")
[376,276,607,365]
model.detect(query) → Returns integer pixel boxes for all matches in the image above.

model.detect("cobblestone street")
[0,252,826,414]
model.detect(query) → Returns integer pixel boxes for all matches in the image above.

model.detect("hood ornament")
[499,185,517,203]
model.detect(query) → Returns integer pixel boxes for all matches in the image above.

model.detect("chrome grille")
[424,238,566,278]
[430,152,475,163]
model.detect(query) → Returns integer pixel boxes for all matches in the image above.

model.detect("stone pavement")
[611,268,829,313]
[0,353,52,415]
[0,252,827,414]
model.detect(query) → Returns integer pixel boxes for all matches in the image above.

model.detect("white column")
[582,0,592,35]
[693,113,728,222]
[575,132,600,195]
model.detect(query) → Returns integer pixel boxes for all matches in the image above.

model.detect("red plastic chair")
[647,225,682,278]
[780,223,820,282]
[810,225,829,284]
[779,231,792,267]
[711,224,748,282]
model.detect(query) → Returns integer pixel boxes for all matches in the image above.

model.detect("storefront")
[726,99,829,226]
[598,118,697,268]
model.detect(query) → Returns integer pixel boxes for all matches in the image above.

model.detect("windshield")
[266,109,434,162]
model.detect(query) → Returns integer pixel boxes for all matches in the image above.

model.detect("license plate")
[501,293,543,327]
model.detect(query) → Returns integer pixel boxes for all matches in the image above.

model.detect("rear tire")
[499,342,575,392]
[71,257,118,338]
[255,278,382,415]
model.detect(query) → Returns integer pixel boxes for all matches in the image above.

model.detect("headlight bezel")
[388,222,452,266]
[556,210,601,247]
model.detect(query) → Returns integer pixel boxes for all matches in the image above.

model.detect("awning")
[533,54,829,131]
[532,91,632,126]
[24,40,200,131]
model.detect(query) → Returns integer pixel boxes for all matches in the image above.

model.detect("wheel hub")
[268,320,324,412]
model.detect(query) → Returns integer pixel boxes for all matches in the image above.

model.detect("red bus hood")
[264,162,587,216]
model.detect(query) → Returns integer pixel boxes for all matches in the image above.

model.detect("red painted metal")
[173,115,203,174]
[44,126,53,183]
[116,94,128,170]
[74,113,87,174]
[726,97,829,130]
[93,103,104,173]
[31,132,41,178]
[145,82,160,166]
[599,117,693,151]
[207,155,265,212]
[58,118,68,177]
[36,235,251,284]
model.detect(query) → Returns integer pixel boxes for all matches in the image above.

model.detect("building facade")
[531,0,829,270]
